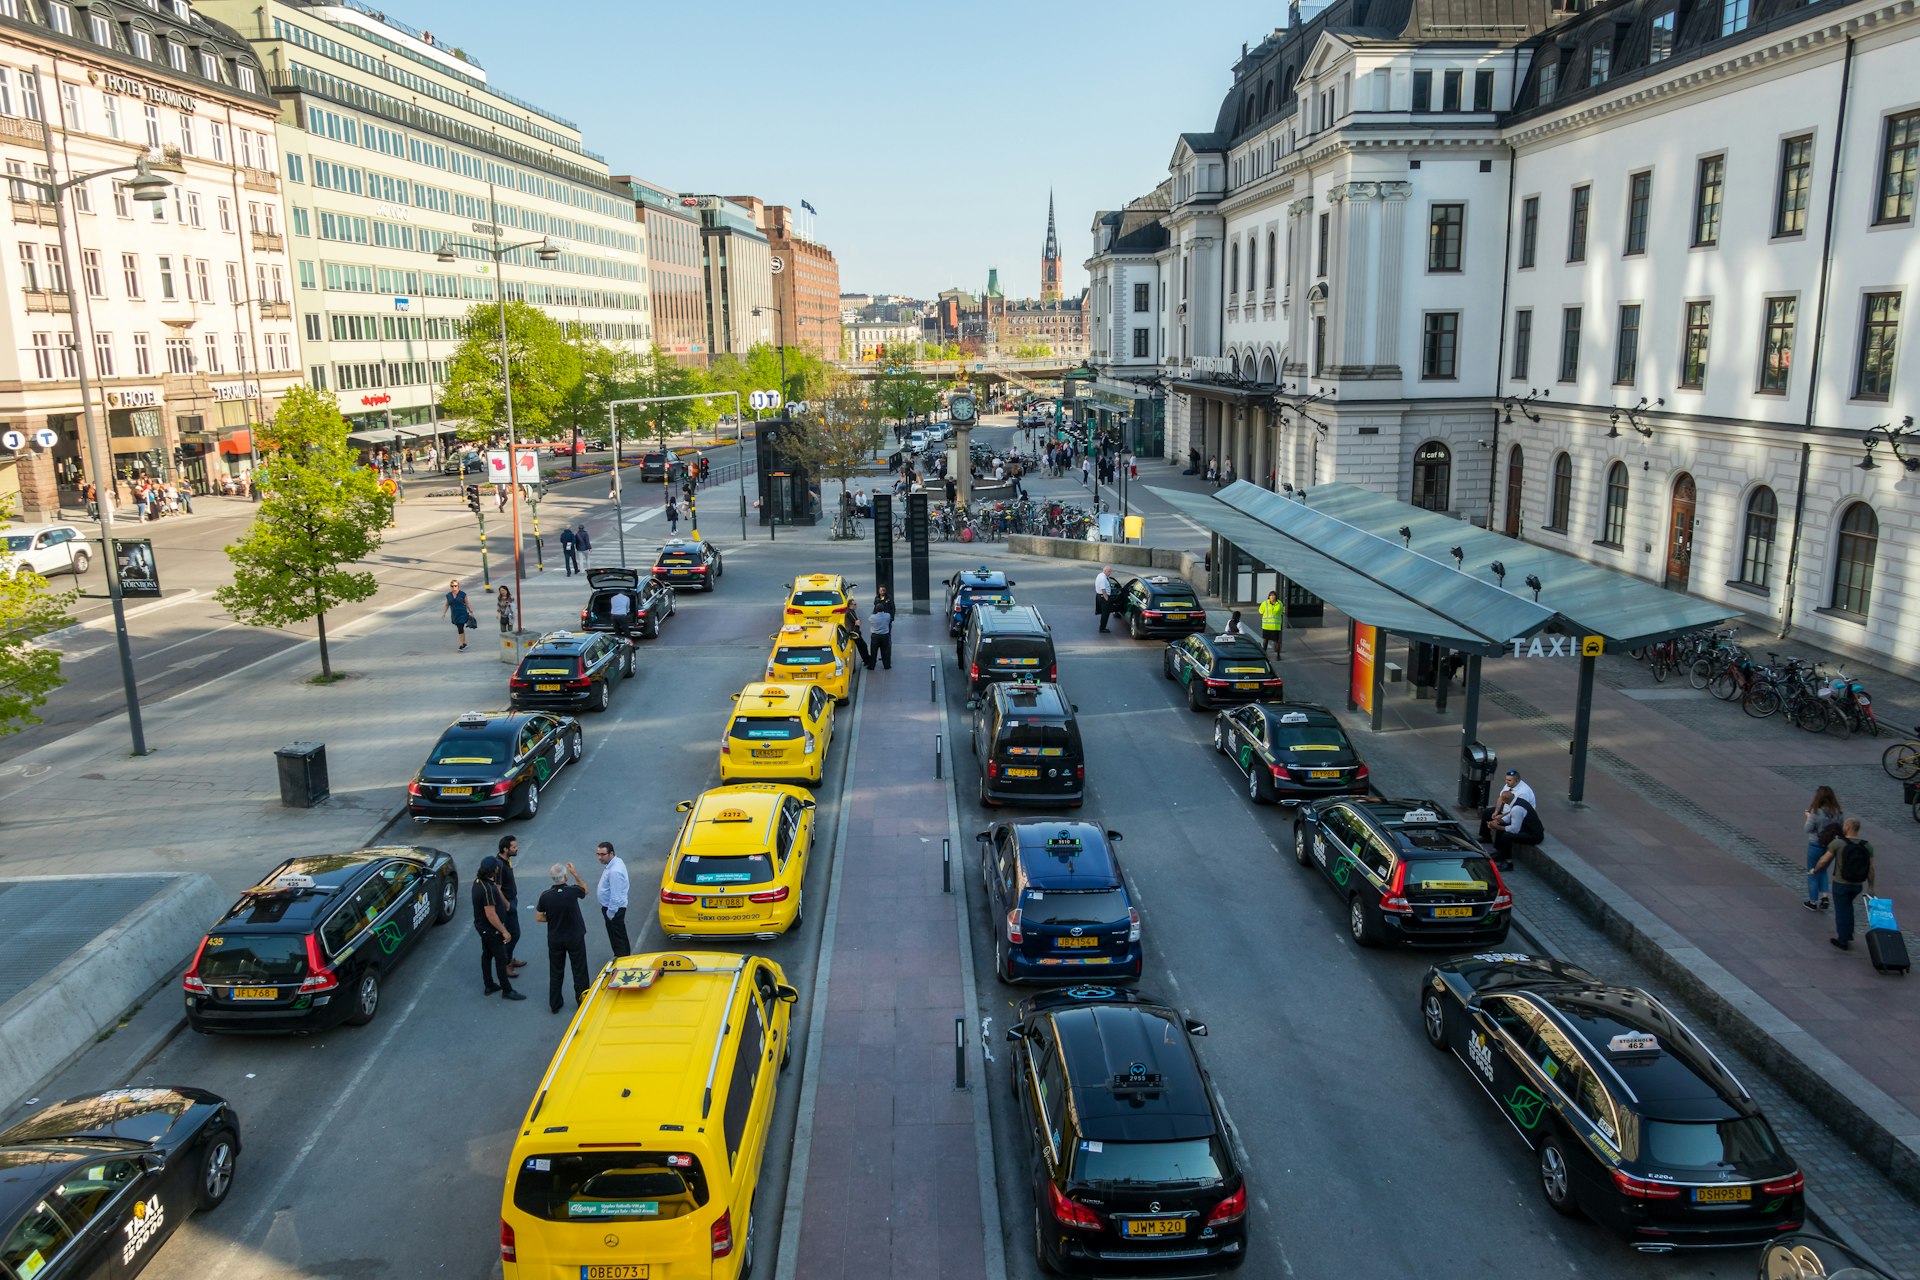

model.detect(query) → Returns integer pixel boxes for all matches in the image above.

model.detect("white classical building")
[1086,0,1920,670]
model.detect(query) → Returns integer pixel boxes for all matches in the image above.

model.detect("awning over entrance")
[215,429,252,457]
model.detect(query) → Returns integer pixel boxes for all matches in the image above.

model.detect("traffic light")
[464,484,480,513]
[171,446,187,467]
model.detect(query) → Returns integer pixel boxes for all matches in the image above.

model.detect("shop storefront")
[1088,380,1166,459]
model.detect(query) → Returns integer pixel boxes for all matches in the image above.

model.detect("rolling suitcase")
[1867,928,1911,975]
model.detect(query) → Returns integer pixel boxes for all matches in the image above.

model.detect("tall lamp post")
[47,153,173,755]
[228,295,273,499]
[435,185,560,633]
[751,305,787,403]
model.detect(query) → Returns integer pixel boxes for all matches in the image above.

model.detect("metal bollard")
[954,1015,967,1090]
[930,662,936,703]
[935,733,943,779]
[942,837,952,893]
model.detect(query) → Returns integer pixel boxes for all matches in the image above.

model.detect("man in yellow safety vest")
[1259,589,1286,658]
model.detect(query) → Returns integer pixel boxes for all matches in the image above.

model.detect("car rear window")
[658,552,699,565]
[3,535,30,552]
[1641,1117,1784,1170]
[674,853,774,887]
[198,932,308,983]
[982,638,1051,667]
[998,724,1074,756]
[1021,888,1129,926]
[518,658,579,679]
[1219,664,1272,676]
[513,1152,709,1223]
[1400,856,1496,891]
[1273,726,1351,753]
[791,590,843,607]
[643,453,667,465]
[429,734,508,765]
[1071,1137,1225,1188]
[730,716,801,741]
[774,646,834,666]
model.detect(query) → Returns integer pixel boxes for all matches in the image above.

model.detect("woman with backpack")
[1802,786,1845,912]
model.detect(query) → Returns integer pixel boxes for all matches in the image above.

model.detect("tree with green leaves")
[782,372,888,538]
[441,300,577,445]
[214,385,393,681]
[551,324,636,472]
[873,369,943,431]
[1005,340,1055,360]
[0,499,74,735]
[612,348,717,468]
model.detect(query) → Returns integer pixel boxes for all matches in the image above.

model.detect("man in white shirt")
[594,840,630,957]
[1503,768,1538,810]
[1093,566,1114,633]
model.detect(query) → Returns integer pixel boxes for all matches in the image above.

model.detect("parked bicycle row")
[1643,627,1887,738]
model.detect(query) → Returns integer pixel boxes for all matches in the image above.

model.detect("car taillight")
[785,607,803,617]
[488,778,516,796]
[1048,663,1056,682]
[987,760,998,779]
[298,934,338,993]
[711,1207,733,1258]
[1007,908,1023,944]
[182,936,210,995]
[1075,765,1085,779]
[509,678,529,689]
[834,660,845,675]
[804,732,816,755]
[720,737,731,756]
[407,779,423,797]
[1206,1185,1247,1226]
[1760,1172,1805,1196]
[1379,861,1412,915]
[567,677,592,689]
[689,565,707,573]
[1047,1181,1101,1230]
[660,889,698,905]
[1204,678,1227,688]
[1490,864,1513,910]
[500,1219,516,1263]
[970,662,979,681]
[767,667,777,679]
[579,609,588,623]
[1127,907,1141,943]
[1354,763,1370,784]
[748,886,790,903]
[1143,609,1163,618]
[635,609,648,619]
[1271,763,1291,781]
[1612,1170,1683,1199]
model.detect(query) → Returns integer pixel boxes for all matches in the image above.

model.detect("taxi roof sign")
[1278,711,1311,724]
[712,808,753,823]
[1606,1031,1661,1057]
[247,871,318,894]
[1400,807,1444,824]
[455,711,493,726]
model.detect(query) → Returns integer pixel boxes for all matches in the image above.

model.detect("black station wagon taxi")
[407,711,583,823]
[1163,632,1285,711]
[1293,798,1512,948]
[1213,703,1370,806]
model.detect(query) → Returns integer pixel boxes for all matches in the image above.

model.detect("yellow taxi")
[766,621,858,704]
[499,951,796,1280]
[658,784,816,940]
[783,572,854,623]
[720,682,836,787]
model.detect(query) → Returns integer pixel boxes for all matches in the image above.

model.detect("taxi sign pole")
[1569,636,1604,803]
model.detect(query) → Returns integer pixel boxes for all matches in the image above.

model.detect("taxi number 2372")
[121,1194,165,1265]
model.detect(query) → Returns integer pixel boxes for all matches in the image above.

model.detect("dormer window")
[88,10,112,45]
[1588,41,1610,85]
[166,38,186,71]
[129,25,152,59]
[237,62,258,93]
[1538,59,1559,103]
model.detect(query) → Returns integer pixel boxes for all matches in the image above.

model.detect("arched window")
[1548,452,1573,530]
[1266,231,1276,288]
[1412,441,1452,511]
[1602,461,1629,546]
[1831,501,1879,615]
[1262,81,1275,115]
[1738,486,1778,589]
[1504,445,1525,537]
[1230,243,1240,294]
[1246,236,1257,292]
[1259,352,1277,384]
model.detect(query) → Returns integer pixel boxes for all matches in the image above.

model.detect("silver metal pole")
[491,182,523,629]
[609,402,625,568]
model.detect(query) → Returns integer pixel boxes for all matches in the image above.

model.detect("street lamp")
[226,294,277,500]
[435,184,560,633]
[48,151,171,755]
[751,305,788,403]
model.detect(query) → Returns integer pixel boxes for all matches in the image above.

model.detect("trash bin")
[1458,741,1497,810]
[275,741,329,808]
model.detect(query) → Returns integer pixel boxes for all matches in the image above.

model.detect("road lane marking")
[163,648,230,673]
[40,589,203,643]
[141,621,243,662]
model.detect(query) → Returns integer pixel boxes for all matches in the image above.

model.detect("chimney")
[1289,0,1302,26]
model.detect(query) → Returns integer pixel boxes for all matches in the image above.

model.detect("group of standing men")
[470,837,634,1012]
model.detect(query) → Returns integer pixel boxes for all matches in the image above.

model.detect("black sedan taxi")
[510,630,629,713]
[407,711,583,823]
[1115,575,1208,639]
[1163,632,1285,710]
[651,539,723,591]
[1009,986,1247,1273]
[580,567,676,638]
[1420,954,1805,1251]
[945,566,1016,636]
[1213,702,1370,805]
[1292,797,1511,948]
[0,1086,239,1278]
[979,822,1139,980]
[184,847,459,1033]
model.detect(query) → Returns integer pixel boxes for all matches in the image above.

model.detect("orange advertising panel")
[1350,622,1377,716]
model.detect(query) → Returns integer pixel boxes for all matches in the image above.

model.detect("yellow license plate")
[1693,1185,1752,1203]
[438,786,473,796]
[582,1267,650,1279]
[1123,1217,1186,1237]
[1006,767,1039,778]
[702,897,745,909]
[1431,906,1475,919]
[1055,936,1100,948]
[229,986,277,1000]
[536,683,562,691]
[1309,769,1341,780]
[1166,613,1192,620]
[1235,682,1258,690]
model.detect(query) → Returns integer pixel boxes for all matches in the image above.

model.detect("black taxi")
[1115,575,1208,639]
[979,822,1138,980]
[407,711,583,823]
[945,566,1016,636]
[1163,632,1285,710]
[651,539,723,591]
[1008,987,1248,1273]
[510,631,629,714]
[0,1087,240,1279]
[1420,954,1805,1251]
[971,682,1084,808]
[1293,797,1512,948]
[184,848,458,1033]
[1213,702,1370,806]
[579,567,675,639]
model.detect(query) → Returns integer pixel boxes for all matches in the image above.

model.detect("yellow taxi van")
[782,572,853,624]
[658,784,815,940]
[720,682,835,788]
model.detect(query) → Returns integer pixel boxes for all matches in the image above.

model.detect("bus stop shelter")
[1148,481,1737,803]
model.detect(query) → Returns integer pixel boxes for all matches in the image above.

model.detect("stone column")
[1375,182,1411,372]
[13,418,60,518]
[1339,183,1377,370]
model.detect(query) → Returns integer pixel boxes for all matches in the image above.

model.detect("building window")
[203,331,220,372]
[237,64,258,94]
[1558,306,1581,381]
[143,103,160,147]
[89,11,111,43]
[132,332,150,375]
[1775,135,1813,237]
[1589,42,1611,86]
[93,331,113,376]
[1567,185,1590,262]
[218,196,233,232]
[130,28,152,61]
[166,40,186,72]
[1229,243,1239,296]
[1474,68,1494,111]
[1412,69,1432,112]
[60,83,84,138]
[42,244,64,293]
[1538,60,1558,103]
[121,252,140,297]
[1132,328,1150,357]
[1876,111,1919,225]
[1427,204,1464,272]
[1133,282,1149,312]
[209,121,225,162]
[1602,461,1629,546]
[55,332,75,378]
[185,191,201,227]
[1313,315,1326,374]
[1680,300,1713,388]
[1411,442,1452,511]
[200,49,220,80]
[1512,308,1533,379]
[1422,312,1459,379]
[1738,487,1778,588]
[1548,453,1574,531]
[1721,0,1751,36]
[1615,304,1641,384]
[82,249,102,298]
[1624,172,1651,255]
[1855,291,1901,399]
[30,333,50,379]
[178,112,194,155]
[1693,156,1724,246]
[164,335,193,374]
[157,255,175,301]
[1759,297,1797,393]
[1442,68,1462,111]
[1518,196,1538,268]
[1650,6,1677,60]
[1266,230,1276,288]
[47,1,71,33]
[1830,502,1877,615]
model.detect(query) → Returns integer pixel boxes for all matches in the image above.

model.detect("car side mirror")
[1106,830,1123,842]
[1008,580,1017,586]
[1071,705,1079,713]
[1184,1019,1208,1037]
[1005,1023,1027,1042]
[776,983,800,1003]
[975,831,991,844]
[801,798,817,810]
[676,800,694,813]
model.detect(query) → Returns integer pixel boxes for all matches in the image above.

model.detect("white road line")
[40,589,203,643]
[141,620,243,662]
[163,647,230,673]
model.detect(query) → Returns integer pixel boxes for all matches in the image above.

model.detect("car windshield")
[999,724,1073,756]
[1020,887,1129,926]
[513,1152,709,1223]
[673,853,775,887]
[730,716,801,741]
[1641,1117,1784,1170]
[774,646,834,666]
[1072,1137,1225,1189]
[198,932,308,983]
[791,590,843,607]
[1400,856,1496,892]
[428,733,510,766]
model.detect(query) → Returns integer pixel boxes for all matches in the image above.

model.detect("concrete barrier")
[0,873,230,1110]
[1007,535,1209,586]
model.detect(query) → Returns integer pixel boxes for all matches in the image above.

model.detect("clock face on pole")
[950,394,977,424]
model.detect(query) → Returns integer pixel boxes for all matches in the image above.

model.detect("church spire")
[1040,191,1062,303]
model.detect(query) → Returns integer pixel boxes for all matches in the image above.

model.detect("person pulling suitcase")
[1811,819,1886,958]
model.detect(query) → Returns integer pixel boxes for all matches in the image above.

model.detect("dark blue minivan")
[978,821,1142,983]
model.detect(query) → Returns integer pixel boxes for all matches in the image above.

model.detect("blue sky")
[375,0,1283,300]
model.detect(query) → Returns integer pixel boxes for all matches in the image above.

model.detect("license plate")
[1309,769,1341,780]
[582,1267,649,1279]
[536,683,562,692]
[438,786,473,797]
[1166,613,1192,620]
[1235,682,1258,690]
[1693,1185,1752,1203]
[1055,936,1100,948]
[1431,906,1475,919]
[1123,1217,1186,1237]
[1006,767,1039,778]
[702,897,744,909]
[229,986,277,1000]
[752,749,785,758]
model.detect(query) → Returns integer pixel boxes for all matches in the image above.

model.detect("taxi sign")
[606,963,664,990]
[1582,635,1605,657]
[757,686,791,698]
[456,712,492,726]
[1607,1031,1660,1056]
[1278,711,1311,724]
[712,808,753,822]
[1148,575,1171,584]
[1401,807,1443,824]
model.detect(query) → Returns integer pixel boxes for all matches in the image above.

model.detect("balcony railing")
[241,168,278,194]
[0,115,46,145]
[22,289,71,313]
[251,230,285,253]
[260,300,292,319]
[10,197,56,226]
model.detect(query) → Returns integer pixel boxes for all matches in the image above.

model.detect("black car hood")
[0,1086,221,1147]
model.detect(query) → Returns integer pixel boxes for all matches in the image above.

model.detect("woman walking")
[1803,786,1845,911]
[495,585,515,636]
[443,578,474,651]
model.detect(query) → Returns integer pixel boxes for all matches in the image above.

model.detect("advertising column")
[1349,621,1377,718]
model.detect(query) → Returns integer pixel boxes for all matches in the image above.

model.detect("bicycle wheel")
[1626,646,1647,661]
[1822,701,1854,738]
[1791,697,1833,735]
[1708,670,1740,701]
[1652,652,1672,683]
[1882,742,1920,779]
[1744,683,1781,719]
[1688,658,1714,690]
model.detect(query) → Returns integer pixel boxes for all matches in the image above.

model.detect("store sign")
[211,382,260,403]
[360,394,392,407]
[1416,443,1450,463]
[1191,356,1232,375]
[679,195,725,210]
[98,71,196,113]
[105,389,161,409]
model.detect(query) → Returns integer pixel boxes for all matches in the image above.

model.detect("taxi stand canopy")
[1147,481,1737,802]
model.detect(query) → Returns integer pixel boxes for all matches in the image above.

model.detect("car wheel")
[1162,650,1175,680]
[1034,1207,1062,1276]
[518,780,540,820]
[569,730,584,762]
[345,969,380,1026]
[1538,1136,1580,1217]
[994,937,1012,985]
[1292,823,1311,866]
[1247,765,1271,806]
[622,649,636,679]
[195,1127,238,1211]
[1421,990,1449,1049]
[1348,895,1379,947]
[70,549,90,574]
[1212,719,1228,754]
[1129,612,1144,639]
[1187,681,1204,713]
[433,871,459,925]
[647,614,661,639]
[595,681,611,712]
[790,890,803,931]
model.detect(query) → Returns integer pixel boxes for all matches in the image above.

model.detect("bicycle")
[1880,728,1920,778]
